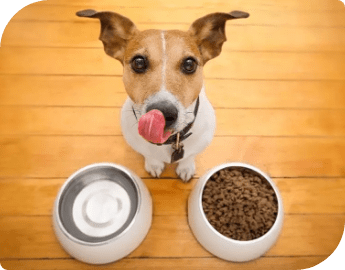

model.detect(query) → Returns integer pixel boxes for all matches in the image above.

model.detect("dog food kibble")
[202,168,278,241]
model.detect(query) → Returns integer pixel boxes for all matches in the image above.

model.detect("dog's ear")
[188,11,249,64]
[76,9,139,63]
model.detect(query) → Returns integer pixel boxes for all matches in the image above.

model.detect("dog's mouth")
[138,109,173,144]
[136,96,199,144]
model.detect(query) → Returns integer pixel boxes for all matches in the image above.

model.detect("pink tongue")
[138,110,172,144]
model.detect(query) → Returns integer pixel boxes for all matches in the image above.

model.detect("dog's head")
[77,10,249,141]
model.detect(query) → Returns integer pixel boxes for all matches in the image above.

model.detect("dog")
[76,9,249,181]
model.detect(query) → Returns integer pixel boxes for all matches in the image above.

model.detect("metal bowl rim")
[54,162,143,246]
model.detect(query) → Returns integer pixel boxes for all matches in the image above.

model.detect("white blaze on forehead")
[161,30,167,89]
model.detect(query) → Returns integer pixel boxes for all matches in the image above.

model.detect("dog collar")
[162,96,200,145]
[134,96,200,163]
[164,96,200,163]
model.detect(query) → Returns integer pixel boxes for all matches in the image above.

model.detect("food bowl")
[188,162,284,262]
[53,163,152,264]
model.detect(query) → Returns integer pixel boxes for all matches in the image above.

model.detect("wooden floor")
[0,0,345,269]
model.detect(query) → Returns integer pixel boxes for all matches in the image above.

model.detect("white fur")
[121,86,216,181]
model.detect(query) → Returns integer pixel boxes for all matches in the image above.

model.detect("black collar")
[134,96,200,146]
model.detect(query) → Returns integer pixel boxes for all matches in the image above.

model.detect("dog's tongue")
[138,110,172,144]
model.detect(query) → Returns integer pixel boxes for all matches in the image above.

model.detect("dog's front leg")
[176,155,195,182]
[145,157,165,178]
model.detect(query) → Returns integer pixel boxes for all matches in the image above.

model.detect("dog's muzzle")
[146,101,178,129]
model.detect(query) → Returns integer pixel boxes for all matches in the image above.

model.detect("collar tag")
[171,133,185,163]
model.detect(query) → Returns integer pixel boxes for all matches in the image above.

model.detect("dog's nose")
[146,101,178,129]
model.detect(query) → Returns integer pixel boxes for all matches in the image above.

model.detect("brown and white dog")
[76,9,249,181]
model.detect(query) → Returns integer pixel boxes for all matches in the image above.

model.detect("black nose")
[146,101,178,129]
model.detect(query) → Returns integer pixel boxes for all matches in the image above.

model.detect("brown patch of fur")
[164,30,203,107]
[122,30,164,104]
[123,29,204,108]
[188,11,249,63]
[76,10,138,62]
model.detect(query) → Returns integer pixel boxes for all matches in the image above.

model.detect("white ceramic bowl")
[53,163,152,264]
[188,162,284,262]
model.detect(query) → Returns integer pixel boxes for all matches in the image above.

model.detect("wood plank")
[0,75,127,107]
[0,47,117,76]
[1,107,345,137]
[1,76,345,109]
[0,215,343,259]
[1,48,345,80]
[0,136,344,178]
[34,0,345,12]
[204,51,345,81]
[0,107,122,136]
[277,178,345,214]
[10,5,345,27]
[215,109,345,137]
[204,79,345,109]
[4,21,345,52]
[0,256,328,270]
[0,178,344,216]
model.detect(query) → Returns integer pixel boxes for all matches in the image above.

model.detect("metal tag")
[171,133,185,163]
[171,146,185,163]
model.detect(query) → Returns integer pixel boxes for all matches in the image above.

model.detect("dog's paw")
[145,158,165,178]
[176,158,195,182]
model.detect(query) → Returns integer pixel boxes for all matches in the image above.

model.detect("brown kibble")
[202,167,278,241]
[232,170,240,176]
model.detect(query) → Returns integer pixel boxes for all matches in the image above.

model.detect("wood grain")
[1,76,345,109]
[34,0,345,11]
[0,178,344,216]
[0,256,328,270]
[1,48,345,81]
[10,4,345,27]
[4,22,345,52]
[0,0,344,269]
[1,107,344,136]
[0,215,343,259]
[0,136,344,178]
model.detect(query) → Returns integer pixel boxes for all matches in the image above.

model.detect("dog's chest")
[120,91,215,164]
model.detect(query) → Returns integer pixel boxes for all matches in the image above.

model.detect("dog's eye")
[131,56,148,73]
[181,57,197,74]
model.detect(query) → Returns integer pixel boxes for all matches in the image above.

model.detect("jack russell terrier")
[76,9,249,181]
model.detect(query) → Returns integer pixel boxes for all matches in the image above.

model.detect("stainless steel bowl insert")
[57,164,139,243]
